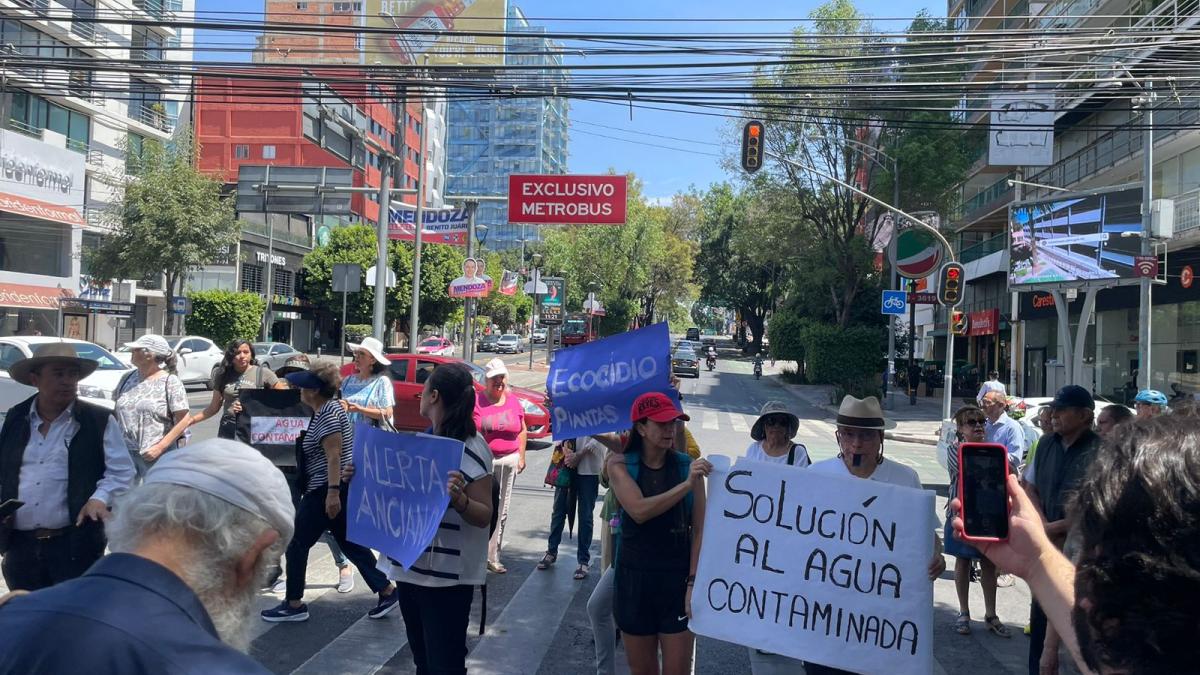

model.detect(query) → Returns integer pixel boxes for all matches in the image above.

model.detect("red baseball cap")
[630,392,690,424]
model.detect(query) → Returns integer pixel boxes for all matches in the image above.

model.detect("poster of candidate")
[236,389,311,468]
[449,258,493,298]
[499,269,519,296]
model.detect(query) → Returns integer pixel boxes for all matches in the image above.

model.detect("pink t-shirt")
[475,391,526,457]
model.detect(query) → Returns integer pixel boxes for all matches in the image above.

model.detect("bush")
[344,324,373,343]
[780,366,805,384]
[187,291,265,348]
[767,311,807,363]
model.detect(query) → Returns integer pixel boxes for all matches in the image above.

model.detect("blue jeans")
[546,473,600,565]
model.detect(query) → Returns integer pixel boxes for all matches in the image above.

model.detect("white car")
[116,335,225,389]
[0,377,38,424]
[0,336,128,410]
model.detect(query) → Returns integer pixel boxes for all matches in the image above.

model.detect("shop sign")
[0,128,86,226]
[256,251,287,267]
[0,282,74,310]
[968,308,1000,336]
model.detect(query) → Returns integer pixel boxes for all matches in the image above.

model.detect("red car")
[339,354,551,439]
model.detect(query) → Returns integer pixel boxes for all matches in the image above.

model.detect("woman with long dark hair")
[380,362,494,674]
[190,338,286,439]
[113,334,190,476]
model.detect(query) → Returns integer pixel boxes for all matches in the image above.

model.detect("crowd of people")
[0,334,1197,675]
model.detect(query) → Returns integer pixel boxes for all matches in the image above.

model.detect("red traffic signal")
[741,120,765,173]
[938,262,965,307]
[951,310,969,335]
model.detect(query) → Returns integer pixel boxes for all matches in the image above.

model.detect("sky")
[195,0,939,202]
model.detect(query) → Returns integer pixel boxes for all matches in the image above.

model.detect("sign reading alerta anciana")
[508,174,628,225]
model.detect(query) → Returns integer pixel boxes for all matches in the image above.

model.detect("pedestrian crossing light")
[741,120,765,173]
[951,310,969,336]
[938,262,965,307]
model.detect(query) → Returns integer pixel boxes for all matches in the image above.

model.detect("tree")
[475,252,532,332]
[83,129,239,333]
[300,225,412,333]
[186,290,265,347]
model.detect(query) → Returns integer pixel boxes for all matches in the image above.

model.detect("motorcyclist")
[705,345,717,367]
[753,352,763,378]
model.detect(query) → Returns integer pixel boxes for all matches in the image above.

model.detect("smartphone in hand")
[958,443,1010,542]
[0,499,24,521]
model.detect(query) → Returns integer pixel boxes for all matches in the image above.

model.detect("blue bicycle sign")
[881,290,907,315]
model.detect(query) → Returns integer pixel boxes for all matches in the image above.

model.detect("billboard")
[1008,186,1144,286]
[539,277,564,325]
[365,0,507,66]
[508,174,628,225]
[0,128,86,227]
[389,206,469,245]
[989,93,1055,167]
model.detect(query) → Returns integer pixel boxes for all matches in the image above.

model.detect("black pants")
[396,581,474,675]
[805,663,857,675]
[1,531,97,591]
[1028,600,1048,675]
[285,489,389,602]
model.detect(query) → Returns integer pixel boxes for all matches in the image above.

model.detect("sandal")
[573,564,589,580]
[955,612,971,635]
[487,561,507,575]
[985,615,1012,638]
[536,553,557,571]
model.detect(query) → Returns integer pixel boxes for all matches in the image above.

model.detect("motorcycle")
[706,355,716,371]
[753,359,762,380]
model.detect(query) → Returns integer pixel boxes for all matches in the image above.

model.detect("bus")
[561,312,596,347]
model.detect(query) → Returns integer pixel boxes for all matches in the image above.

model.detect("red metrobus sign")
[508,175,627,225]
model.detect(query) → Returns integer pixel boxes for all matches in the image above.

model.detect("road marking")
[702,411,720,431]
[729,414,750,433]
[291,609,408,675]
[797,420,832,438]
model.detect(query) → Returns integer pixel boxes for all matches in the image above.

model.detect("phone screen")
[960,444,1009,541]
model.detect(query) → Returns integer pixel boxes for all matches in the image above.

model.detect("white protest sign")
[249,416,309,445]
[691,456,935,675]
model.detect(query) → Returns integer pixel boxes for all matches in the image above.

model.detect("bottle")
[388,0,472,64]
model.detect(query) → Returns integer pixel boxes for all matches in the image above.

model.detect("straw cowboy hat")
[751,401,800,441]
[345,336,391,365]
[10,342,98,386]
[832,395,896,431]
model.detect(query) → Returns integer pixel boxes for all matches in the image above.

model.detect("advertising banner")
[508,174,628,225]
[968,308,1000,336]
[0,128,86,226]
[1009,186,1144,286]
[448,258,492,298]
[499,270,519,295]
[691,456,935,675]
[364,0,507,66]
[989,93,1054,167]
[236,389,311,468]
[346,425,463,570]
[539,277,564,325]
[389,206,470,246]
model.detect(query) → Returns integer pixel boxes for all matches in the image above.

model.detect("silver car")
[252,342,304,371]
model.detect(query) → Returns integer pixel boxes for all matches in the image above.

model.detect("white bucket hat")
[346,336,391,365]
[484,358,509,379]
[751,401,800,441]
[124,334,173,357]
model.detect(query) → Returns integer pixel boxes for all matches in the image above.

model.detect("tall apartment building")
[918,0,1200,399]
[0,0,193,347]
[445,5,570,252]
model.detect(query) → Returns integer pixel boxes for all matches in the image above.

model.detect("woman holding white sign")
[608,392,712,675]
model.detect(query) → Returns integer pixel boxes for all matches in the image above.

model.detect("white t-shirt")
[573,436,605,476]
[380,434,494,587]
[744,441,811,468]
[810,456,937,531]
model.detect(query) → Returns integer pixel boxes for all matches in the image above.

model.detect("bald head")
[982,391,1008,421]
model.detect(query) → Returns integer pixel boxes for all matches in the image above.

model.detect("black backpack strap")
[788,444,796,466]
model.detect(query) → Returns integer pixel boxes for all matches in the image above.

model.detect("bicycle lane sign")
[881,290,908,315]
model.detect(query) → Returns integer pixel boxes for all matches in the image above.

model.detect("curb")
[885,432,938,447]
[768,375,941,447]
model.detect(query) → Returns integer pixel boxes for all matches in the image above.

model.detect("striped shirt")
[301,400,354,493]
[379,434,494,587]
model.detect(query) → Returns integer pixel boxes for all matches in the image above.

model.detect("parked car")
[532,329,548,344]
[252,342,304,371]
[672,347,700,378]
[478,334,500,352]
[496,334,524,354]
[416,337,455,356]
[0,377,38,424]
[116,335,224,389]
[339,354,551,438]
[0,337,127,409]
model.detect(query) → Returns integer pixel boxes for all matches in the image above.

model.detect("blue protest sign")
[546,322,676,438]
[881,290,908,316]
[346,424,462,570]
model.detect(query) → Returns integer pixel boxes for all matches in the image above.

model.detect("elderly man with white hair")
[0,439,294,673]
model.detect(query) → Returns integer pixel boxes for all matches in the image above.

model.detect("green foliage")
[344,324,373,342]
[767,312,808,363]
[475,253,532,332]
[300,225,412,335]
[804,322,885,388]
[186,291,265,347]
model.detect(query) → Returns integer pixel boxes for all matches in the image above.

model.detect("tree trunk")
[163,274,178,334]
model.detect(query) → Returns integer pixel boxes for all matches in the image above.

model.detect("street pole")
[886,160,899,404]
[529,266,540,370]
[1010,171,1023,396]
[261,165,273,342]
[407,101,429,354]
[943,305,956,420]
[908,278,917,405]
[1138,81,1155,390]
[463,200,478,363]
[372,151,393,341]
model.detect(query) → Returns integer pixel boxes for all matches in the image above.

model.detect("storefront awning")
[0,191,85,227]
[0,282,75,310]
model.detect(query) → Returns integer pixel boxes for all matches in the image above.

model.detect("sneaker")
[337,569,355,594]
[368,589,399,619]
[261,601,309,623]
[271,578,287,594]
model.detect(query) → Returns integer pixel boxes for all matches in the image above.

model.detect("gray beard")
[183,558,271,653]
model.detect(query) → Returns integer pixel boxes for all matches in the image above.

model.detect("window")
[296,1,307,7]
[128,80,166,129]
[8,91,90,152]
[272,268,294,296]
[126,133,146,172]
[241,264,263,293]
[0,344,27,371]
[0,220,69,276]
[262,145,276,159]
[131,26,163,61]
[388,360,409,382]
[415,360,438,385]
[66,0,96,40]
[79,231,103,276]
[234,144,250,159]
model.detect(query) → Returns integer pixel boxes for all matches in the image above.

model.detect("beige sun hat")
[750,401,800,441]
[345,336,391,365]
[10,342,98,386]
[832,395,896,430]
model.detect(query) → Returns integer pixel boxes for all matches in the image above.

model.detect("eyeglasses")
[763,416,790,427]
[962,418,986,426]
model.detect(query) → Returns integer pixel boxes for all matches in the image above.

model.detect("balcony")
[1176,188,1200,235]
[960,231,1007,264]
[951,173,1015,227]
[6,119,43,139]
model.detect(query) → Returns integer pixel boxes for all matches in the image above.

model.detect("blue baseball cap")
[1134,389,1168,406]
[1050,384,1094,410]
[284,370,324,390]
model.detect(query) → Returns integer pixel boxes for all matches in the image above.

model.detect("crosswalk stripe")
[291,610,408,675]
[702,411,720,431]
[729,414,750,433]
[797,420,830,438]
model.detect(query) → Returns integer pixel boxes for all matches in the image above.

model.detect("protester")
[260,362,397,623]
[607,392,712,675]
[1020,406,1055,484]
[1133,389,1168,420]
[1095,403,1134,438]
[977,370,1007,404]
[340,337,395,428]
[982,391,1025,467]
[380,362,494,675]
[0,343,136,591]
[538,435,602,580]
[190,339,286,439]
[1024,385,1100,675]
[476,357,527,575]
[946,405,1010,638]
[953,416,1200,675]
[745,400,810,467]
[113,334,190,477]
[806,395,946,675]
[0,438,293,672]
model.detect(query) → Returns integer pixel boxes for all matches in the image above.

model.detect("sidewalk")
[769,371,945,446]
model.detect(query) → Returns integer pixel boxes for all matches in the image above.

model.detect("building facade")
[0,0,193,348]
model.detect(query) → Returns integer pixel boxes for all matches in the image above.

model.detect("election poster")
[346,424,463,570]
[389,205,471,246]
[691,456,935,675]
[545,322,677,438]
[448,258,492,298]
[236,389,310,469]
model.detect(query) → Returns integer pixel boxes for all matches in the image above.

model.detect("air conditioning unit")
[1151,199,1175,239]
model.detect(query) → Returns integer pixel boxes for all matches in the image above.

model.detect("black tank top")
[619,454,691,571]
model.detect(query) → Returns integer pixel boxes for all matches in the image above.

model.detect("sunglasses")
[962,418,986,426]
[763,415,791,427]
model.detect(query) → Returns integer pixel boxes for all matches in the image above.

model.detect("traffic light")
[741,120,764,173]
[938,262,965,307]
[951,310,969,335]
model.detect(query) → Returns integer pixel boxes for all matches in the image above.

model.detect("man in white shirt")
[538,436,603,580]
[0,343,136,591]
[977,370,1007,405]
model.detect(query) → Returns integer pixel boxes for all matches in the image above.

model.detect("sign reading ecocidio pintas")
[508,174,628,225]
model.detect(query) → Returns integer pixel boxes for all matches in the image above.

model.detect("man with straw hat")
[0,343,136,590]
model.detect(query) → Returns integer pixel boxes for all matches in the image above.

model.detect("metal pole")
[407,100,429,354]
[529,266,539,370]
[1010,171,1023,395]
[372,154,392,341]
[340,290,348,366]
[1138,82,1154,390]
[261,165,273,342]
[943,305,956,420]
[908,278,917,405]
[464,200,478,363]
[886,159,899,403]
